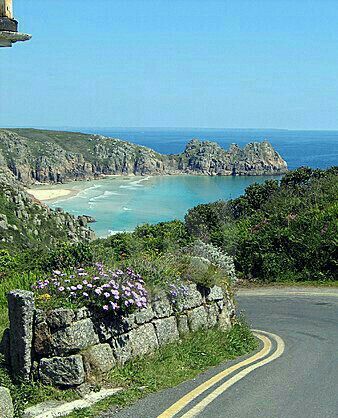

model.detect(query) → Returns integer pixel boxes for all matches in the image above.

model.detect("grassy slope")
[6,128,163,161]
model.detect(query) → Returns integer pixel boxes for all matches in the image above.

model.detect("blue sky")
[1,0,338,129]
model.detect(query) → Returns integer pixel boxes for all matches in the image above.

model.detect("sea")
[42,128,338,237]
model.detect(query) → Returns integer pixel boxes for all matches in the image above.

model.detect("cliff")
[0,170,95,251]
[0,128,287,185]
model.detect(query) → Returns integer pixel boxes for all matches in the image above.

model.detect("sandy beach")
[26,188,77,201]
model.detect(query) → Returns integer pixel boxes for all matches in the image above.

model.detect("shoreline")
[26,188,79,202]
[25,172,283,203]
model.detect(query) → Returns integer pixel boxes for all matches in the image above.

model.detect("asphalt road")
[107,288,338,418]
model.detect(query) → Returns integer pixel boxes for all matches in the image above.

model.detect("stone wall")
[1,284,235,388]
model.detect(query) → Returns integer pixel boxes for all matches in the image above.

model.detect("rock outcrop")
[0,129,288,185]
[0,169,95,250]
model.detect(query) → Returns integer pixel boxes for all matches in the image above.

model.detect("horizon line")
[3,126,338,133]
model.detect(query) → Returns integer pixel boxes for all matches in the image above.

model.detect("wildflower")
[77,284,83,290]
[38,294,51,301]
[58,286,65,292]
[109,301,118,310]
[103,305,109,311]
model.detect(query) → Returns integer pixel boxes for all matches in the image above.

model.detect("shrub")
[0,250,18,278]
[187,240,237,283]
[185,201,230,241]
[44,242,94,270]
[122,252,182,289]
[184,167,338,283]
[97,220,191,262]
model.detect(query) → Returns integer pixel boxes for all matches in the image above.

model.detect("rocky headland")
[0,128,288,185]
[0,169,95,250]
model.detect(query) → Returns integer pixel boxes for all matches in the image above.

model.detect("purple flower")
[103,305,109,311]
[109,301,118,310]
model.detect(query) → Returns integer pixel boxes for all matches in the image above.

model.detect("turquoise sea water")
[45,175,279,237]
[41,128,338,237]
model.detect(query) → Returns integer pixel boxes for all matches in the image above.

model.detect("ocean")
[45,128,338,236]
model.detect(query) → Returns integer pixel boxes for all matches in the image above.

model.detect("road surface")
[105,288,338,418]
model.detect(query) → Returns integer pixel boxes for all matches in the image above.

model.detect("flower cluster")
[167,282,189,303]
[33,263,148,314]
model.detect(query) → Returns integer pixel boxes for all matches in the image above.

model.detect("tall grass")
[0,272,38,334]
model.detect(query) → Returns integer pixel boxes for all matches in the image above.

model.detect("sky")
[1,0,338,130]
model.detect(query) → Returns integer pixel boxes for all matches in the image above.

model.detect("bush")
[187,240,237,283]
[185,201,230,241]
[0,250,18,278]
[184,167,338,283]
[43,242,94,271]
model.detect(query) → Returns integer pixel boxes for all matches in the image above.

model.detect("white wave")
[88,190,120,203]
[119,185,139,190]
[78,184,103,198]
[129,176,151,187]
[123,207,132,211]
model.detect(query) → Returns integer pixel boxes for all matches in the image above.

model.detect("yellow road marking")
[180,330,285,418]
[157,332,272,418]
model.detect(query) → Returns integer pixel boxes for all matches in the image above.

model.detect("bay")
[40,128,338,237]
[46,175,279,237]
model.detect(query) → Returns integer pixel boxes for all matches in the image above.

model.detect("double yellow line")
[158,330,285,418]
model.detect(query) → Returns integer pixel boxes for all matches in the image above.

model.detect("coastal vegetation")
[0,164,336,416]
[185,166,338,283]
[0,166,336,333]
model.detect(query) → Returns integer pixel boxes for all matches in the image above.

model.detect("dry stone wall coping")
[1,283,235,388]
